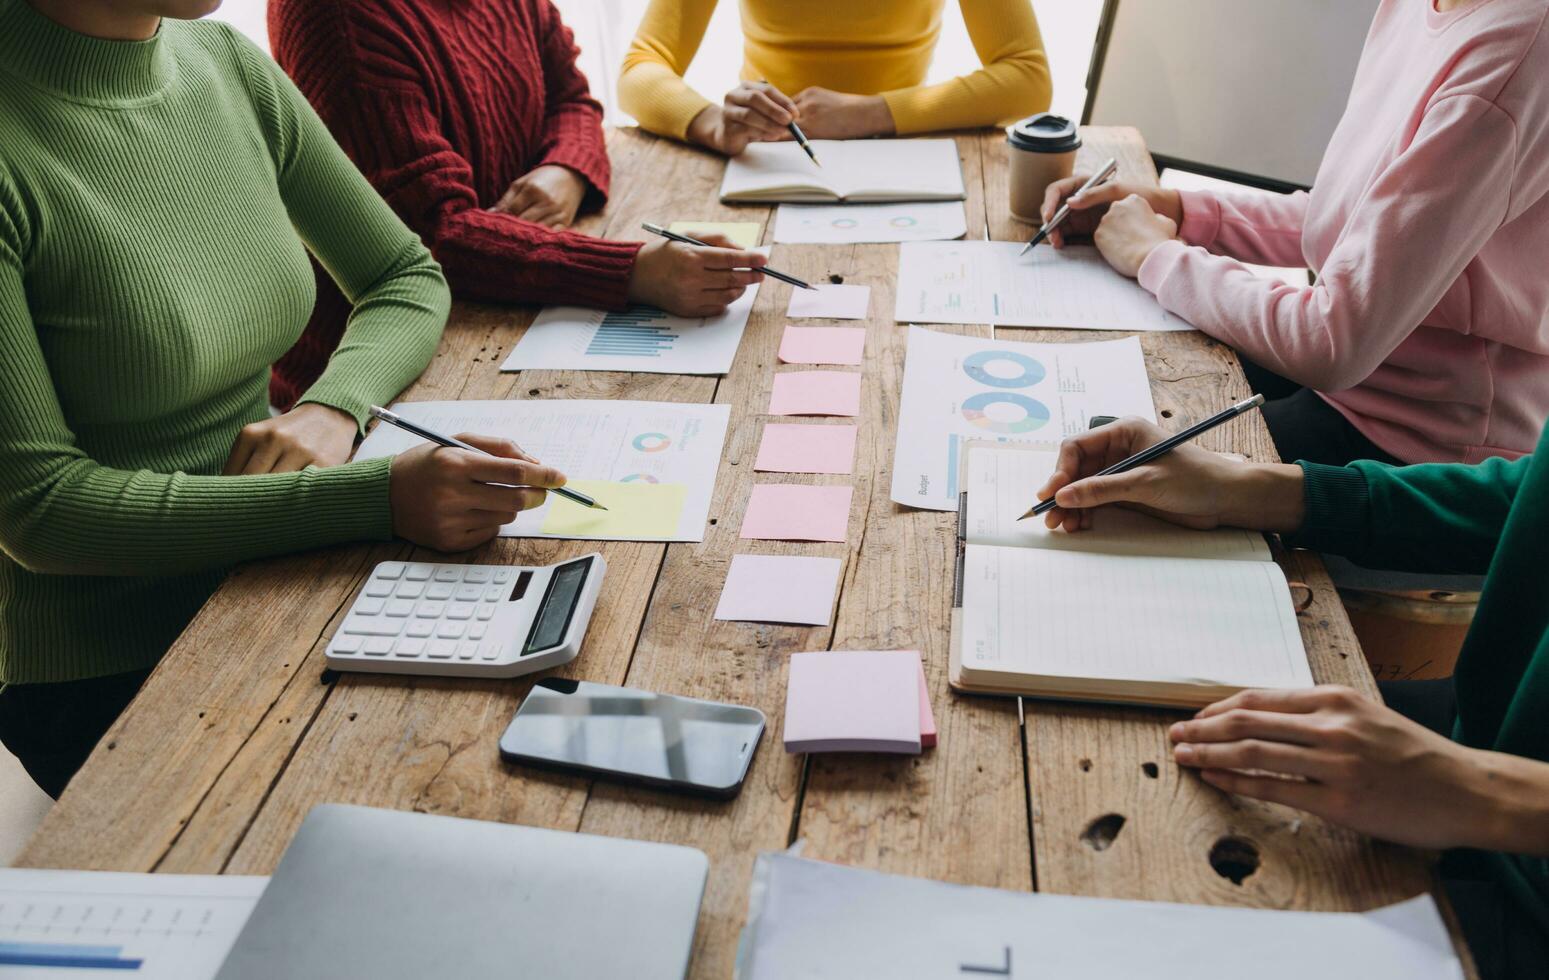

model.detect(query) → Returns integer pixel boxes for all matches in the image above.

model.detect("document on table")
[0,868,266,979]
[895,241,1192,331]
[740,484,853,542]
[889,326,1155,511]
[714,555,841,626]
[500,254,765,375]
[737,854,1465,980]
[720,139,965,203]
[778,326,866,366]
[773,202,967,244]
[788,283,870,320]
[355,400,729,541]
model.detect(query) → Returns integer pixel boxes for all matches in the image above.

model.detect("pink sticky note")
[784,651,923,754]
[754,423,857,475]
[740,484,853,542]
[778,326,866,366]
[917,658,937,748]
[767,371,862,417]
[714,555,841,625]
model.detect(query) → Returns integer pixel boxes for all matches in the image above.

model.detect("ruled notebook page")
[964,445,1271,562]
[961,545,1312,689]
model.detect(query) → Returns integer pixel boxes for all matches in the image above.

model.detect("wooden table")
[18,128,1469,975]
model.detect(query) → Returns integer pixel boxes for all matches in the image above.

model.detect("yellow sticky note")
[667,221,762,249]
[539,480,687,540]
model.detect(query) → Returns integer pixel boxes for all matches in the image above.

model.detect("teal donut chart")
[962,350,1046,388]
[631,432,672,453]
[960,392,1051,433]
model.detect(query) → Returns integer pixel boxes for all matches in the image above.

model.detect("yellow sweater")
[618,0,1051,139]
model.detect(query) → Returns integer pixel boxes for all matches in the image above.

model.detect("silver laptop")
[215,804,707,980]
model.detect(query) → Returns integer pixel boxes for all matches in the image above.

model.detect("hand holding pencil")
[1030,412,1309,536]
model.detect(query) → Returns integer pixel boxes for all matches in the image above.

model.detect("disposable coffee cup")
[1006,113,1081,223]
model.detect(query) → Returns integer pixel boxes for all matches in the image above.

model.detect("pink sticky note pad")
[778,326,866,366]
[767,371,862,417]
[754,423,857,475]
[714,555,841,626]
[740,484,852,542]
[784,651,923,754]
[917,658,937,748]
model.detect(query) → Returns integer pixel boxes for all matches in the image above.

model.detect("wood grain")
[16,125,1467,975]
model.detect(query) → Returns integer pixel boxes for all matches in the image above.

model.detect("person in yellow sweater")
[618,0,1051,153]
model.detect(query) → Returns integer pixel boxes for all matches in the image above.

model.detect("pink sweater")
[1138,0,1549,464]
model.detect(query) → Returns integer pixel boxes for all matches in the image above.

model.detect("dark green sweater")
[1297,431,1549,934]
[0,0,449,683]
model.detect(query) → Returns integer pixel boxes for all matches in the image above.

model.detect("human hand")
[1171,686,1489,851]
[1038,176,1181,249]
[489,164,587,228]
[388,433,566,553]
[687,82,799,155]
[789,87,893,139]
[627,234,766,316]
[1034,417,1305,534]
[222,402,358,475]
[1093,194,1178,278]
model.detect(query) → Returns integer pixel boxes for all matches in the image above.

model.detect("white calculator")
[325,555,606,678]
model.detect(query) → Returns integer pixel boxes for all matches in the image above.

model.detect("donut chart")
[631,432,672,453]
[620,473,660,483]
[962,350,1046,389]
[829,217,859,229]
[889,215,918,228]
[961,392,1050,433]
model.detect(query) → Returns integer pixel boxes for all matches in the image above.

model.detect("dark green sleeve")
[1290,456,1531,575]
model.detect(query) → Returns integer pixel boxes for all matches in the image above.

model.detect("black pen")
[1018,394,1266,520]
[368,406,606,511]
[788,120,820,167]
[642,222,814,290]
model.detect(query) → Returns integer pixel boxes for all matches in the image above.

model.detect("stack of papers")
[737,854,1465,980]
[783,652,934,754]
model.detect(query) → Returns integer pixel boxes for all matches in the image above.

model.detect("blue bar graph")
[0,941,144,969]
[585,306,680,358]
[946,433,959,499]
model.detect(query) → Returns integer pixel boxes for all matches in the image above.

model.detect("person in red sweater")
[267,0,767,409]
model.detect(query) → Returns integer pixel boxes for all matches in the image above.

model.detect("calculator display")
[523,557,592,655]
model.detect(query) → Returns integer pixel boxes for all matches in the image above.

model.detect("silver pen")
[1019,157,1119,256]
[368,406,605,511]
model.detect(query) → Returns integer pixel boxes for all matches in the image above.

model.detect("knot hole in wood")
[1208,835,1260,885]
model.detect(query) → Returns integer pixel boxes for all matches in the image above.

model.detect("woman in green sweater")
[0,0,565,797]
[1036,417,1549,978]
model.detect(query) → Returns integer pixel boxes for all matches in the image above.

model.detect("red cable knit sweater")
[267,0,641,409]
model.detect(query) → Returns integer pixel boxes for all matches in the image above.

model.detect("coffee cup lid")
[1007,113,1081,153]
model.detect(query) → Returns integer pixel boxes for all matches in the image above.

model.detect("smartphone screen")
[499,679,765,796]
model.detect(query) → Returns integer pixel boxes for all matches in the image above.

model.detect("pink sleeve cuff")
[1137,238,1190,297]
[1175,189,1223,247]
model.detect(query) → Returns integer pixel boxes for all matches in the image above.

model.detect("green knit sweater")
[0,0,449,684]
[1295,433,1549,935]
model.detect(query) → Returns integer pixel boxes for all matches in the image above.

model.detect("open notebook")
[950,443,1312,708]
[720,139,965,203]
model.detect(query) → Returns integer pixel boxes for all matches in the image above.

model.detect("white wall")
[209,0,1103,123]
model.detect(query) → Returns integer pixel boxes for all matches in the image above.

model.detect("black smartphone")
[498,678,766,798]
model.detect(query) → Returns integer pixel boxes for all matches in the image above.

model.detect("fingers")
[1053,470,1153,511]
[1192,685,1360,720]
[461,453,567,490]
[1197,768,1327,810]
[699,246,767,271]
[221,438,255,477]
[724,82,796,137]
[1174,737,1337,781]
[1069,182,1132,211]
[453,433,533,461]
[1170,707,1328,750]
[239,432,285,475]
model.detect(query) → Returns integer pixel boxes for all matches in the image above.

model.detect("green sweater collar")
[0,0,174,105]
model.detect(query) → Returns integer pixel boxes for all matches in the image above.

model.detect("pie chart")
[632,432,672,453]
[961,392,1050,433]
[962,350,1045,388]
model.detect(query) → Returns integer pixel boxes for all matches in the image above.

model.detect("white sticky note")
[788,283,871,320]
[714,555,842,626]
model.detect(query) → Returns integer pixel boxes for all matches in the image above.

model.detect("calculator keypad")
[333,562,514,664]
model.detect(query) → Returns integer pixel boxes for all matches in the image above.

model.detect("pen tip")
[593,503,610,511]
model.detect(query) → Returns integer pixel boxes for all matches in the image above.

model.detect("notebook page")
[814,139,965,200]
[963,445,1271,561]
[962,545,1311,689]
[722,143,838,199]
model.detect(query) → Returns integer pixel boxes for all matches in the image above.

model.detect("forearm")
[618,0,717,142]
[430,211,641,309]
[1174,189,1310,267]
[1219,462,1306,534]
[881,60,1049,135]
[1463,748,1549,857]
[2,457,394,577]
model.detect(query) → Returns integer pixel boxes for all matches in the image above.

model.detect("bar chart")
[584,306,678,358]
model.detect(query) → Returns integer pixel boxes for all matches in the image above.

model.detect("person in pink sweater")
[1041,0,1549,466]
